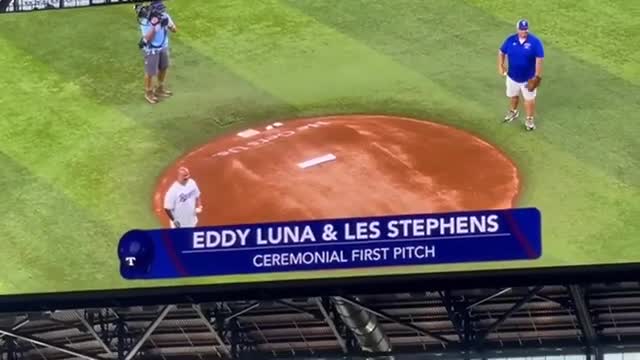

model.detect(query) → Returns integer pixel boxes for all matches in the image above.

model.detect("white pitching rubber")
[297,153,337,169]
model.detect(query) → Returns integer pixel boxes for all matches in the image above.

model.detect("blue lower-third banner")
[117,208,542,280]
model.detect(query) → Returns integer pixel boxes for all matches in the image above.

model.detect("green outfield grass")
[0,0,638,296]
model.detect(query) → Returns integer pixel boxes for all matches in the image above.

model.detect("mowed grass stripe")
[173,0,490,119]
[173,0,639,265]
[284,0,640,188]
[0,37,189,293]
[0,152,121,294]
[464,0,640,85]
[0,37,178,231]
[461,0,640,185]
[0,6,298,152]
[481,134,640,264]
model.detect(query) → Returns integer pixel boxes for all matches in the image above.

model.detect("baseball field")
[0,0,638,297]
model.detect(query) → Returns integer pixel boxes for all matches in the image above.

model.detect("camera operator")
[139,1,177,104]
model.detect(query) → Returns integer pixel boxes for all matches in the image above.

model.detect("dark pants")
[143,47,170,77]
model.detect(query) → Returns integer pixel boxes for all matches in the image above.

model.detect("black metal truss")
[199,302,259,359]
[2,282,640,360]
[568,285,600,354]
[335,296,451,345]
[439,290,476,355]
[114,314,134,360]
[213,338,640,360]
[324,297,362,354]
[473,286,545,348]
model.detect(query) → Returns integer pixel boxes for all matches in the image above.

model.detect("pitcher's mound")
[153,115,520,227]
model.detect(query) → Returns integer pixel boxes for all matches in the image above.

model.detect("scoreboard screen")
[0,0,638,299]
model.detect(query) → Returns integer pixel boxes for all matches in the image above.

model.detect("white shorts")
[171,216,198,229]
[506,76,536,101]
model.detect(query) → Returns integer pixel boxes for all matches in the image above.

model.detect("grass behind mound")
[0,0,638,296]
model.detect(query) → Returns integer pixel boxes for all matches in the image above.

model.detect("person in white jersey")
[163,166,203,228]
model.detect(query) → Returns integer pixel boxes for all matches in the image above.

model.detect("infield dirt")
[153,115,520,227]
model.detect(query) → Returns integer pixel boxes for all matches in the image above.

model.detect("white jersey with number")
[163,179,201,228]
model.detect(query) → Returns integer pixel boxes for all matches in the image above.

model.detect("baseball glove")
[527,76,542,91]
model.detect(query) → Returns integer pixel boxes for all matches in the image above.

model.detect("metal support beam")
[218,336,640,360]
[569,285,598,347]
[229,319,241,359]
[585,343,600,360]
[275,300,323,321]
[123,305,172,360]
[98,309,116,349]
[76,310,113,355]
[314,297,348,354]
[115,317,129,360]
[333,295,393,355]
[0,328,99,360]
[440,291,476,349]
[221,303,257,358]
[475,285,544,346]
[0,319,29,341]
[439,291,465,341]
[109,308,122,320]
[6,337,19,360]
[462,310,474,349]
[442,292,476,351]
[225,302,260,322]
[534,294,572,310]
[466,288,512,311]
[335,296,451,344]
[193,304,231,358]
[595,348,604,360]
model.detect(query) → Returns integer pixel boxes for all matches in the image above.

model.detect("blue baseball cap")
[517,19,529,31]
[150,0,166,12]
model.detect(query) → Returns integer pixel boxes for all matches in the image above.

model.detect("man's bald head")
[177,166,190,185]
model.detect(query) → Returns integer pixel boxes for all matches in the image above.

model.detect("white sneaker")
[504,109,519,123]
[525,118,536,131]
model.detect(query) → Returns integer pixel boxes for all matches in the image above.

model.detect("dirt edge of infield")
[152,115,521,228]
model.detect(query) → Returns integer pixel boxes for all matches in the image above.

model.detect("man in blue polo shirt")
[498,19,544,131]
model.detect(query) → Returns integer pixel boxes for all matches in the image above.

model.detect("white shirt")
[163,179,201,226]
